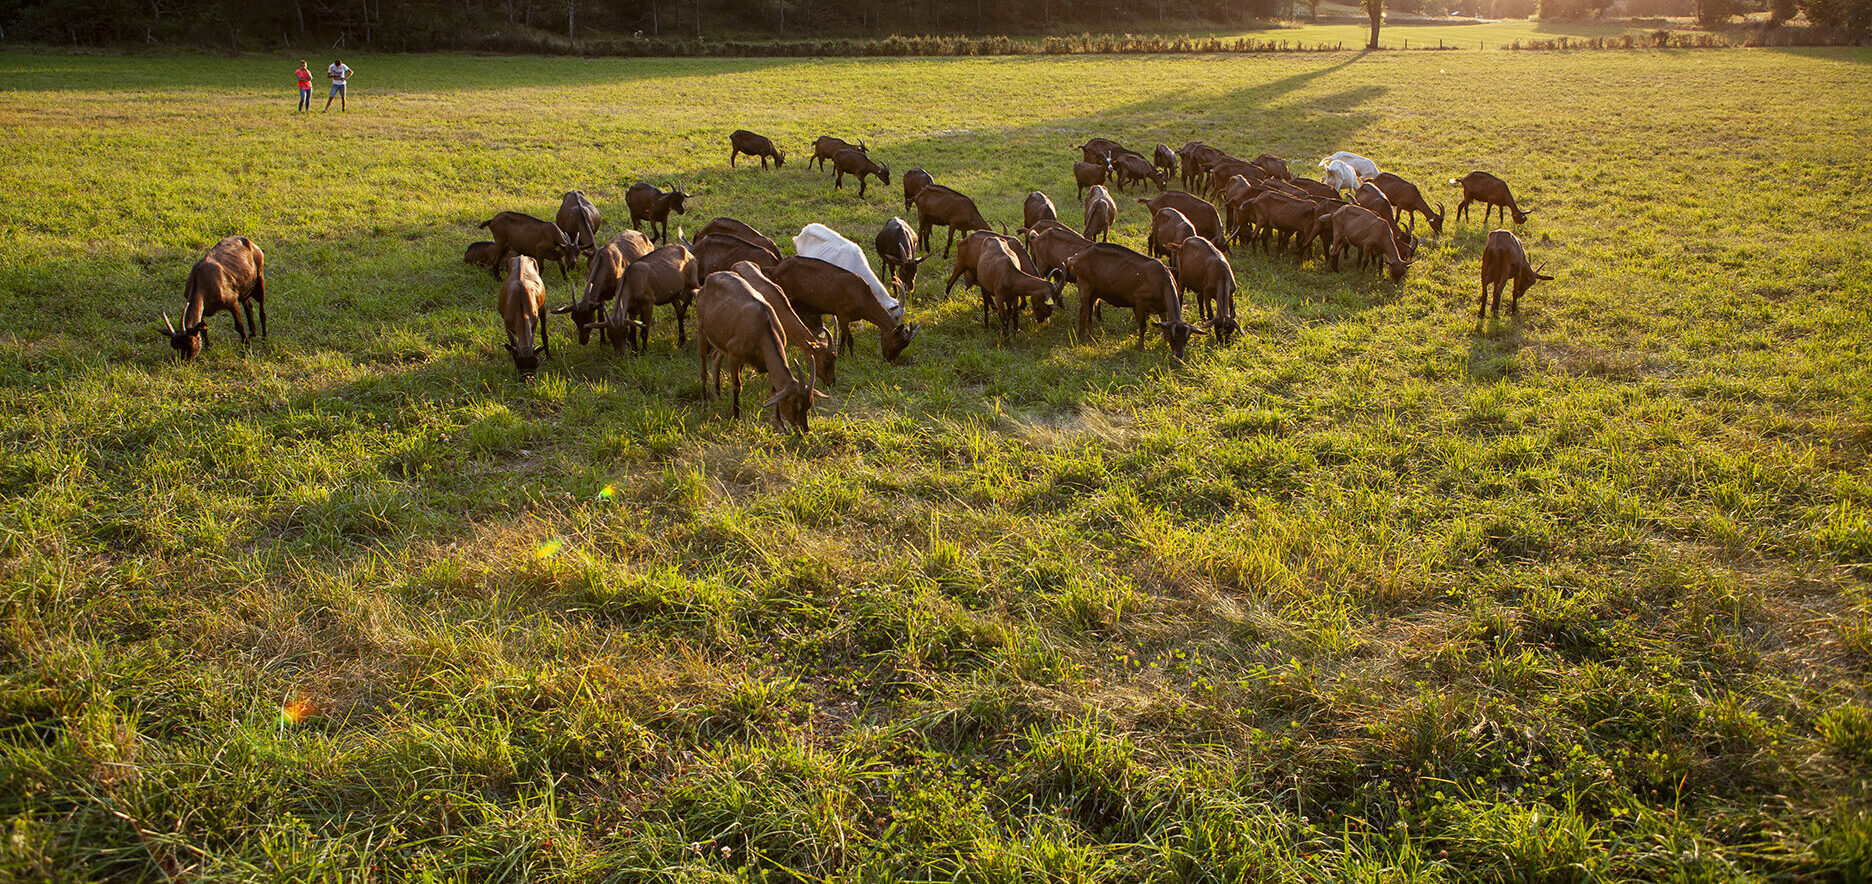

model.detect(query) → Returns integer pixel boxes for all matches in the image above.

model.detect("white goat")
[1322,159,1363,197]
[1321,151,1379,181]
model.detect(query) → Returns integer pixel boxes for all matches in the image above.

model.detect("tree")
[1362,0,1381,47]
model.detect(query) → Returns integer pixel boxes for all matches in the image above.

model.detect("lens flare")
[535,537,563,560]
[281,697,315,725]
[598,484,616,501]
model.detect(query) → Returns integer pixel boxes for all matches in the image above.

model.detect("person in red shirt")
[295,61,312,112]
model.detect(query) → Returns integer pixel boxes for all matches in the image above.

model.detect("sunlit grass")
[1,46,1869,878]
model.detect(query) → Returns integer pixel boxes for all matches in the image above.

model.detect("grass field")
[2,47,1871,880]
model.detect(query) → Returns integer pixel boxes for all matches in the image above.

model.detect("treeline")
[0,0,1296,49]
[0,0,1860,49]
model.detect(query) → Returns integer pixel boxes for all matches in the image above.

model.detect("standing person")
[295,60,312,112]
[324,58,351,112]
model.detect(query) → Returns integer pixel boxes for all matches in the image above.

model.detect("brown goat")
[1250,154,1292,181]
[1328,204,1413,282]
[1147,207,1198,262]
[1024,191,1059,229]
[1478,229,1553,323]
[555,190,602,260]
[1178,142,1226,190]
[1153,143,1178,180]
[1112,153,1167,191]
[694,217,781,260]
[875,217,927,296]
[553,230,655,346]
[831,148,890,197]
[770,256,920,362]
[1163,236,1238,344]
[1139,191,1227,255]
[498,255,549,376]
[464,240,501,272]
[944,230,1044,324]
[978,238,1065,334]
[1371,172,1445,235]
[479,211,578,279]
[1243,191,1329,257]
[914,184,990,258]
[731,260,838,387]
[1452,171,1530,226]
[1067,242,1204,360]
[1073,160,1111,200]
[729,129,786,169]
[1075,137,1125,163]
[1026,222,1096,284]
[1083,185,1117,243]
[591,243,700,353]
[902,168,933,213]
[162,235,267,360]
[695,233,781,277]
[812,135,866,171]
[1288,177,1344,201]
[695,270,816,432]
[625,182,690,244]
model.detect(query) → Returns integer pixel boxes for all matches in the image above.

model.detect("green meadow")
[2,47,1870,879]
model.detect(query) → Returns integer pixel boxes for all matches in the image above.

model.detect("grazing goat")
[1026,222,1096,285]
[730,260,838,387]
[695,270,816,432]
[1073,160,1111,199]
[555,190,602,261]
[1320,151,1379,181]
[1328,205,1414,282]
[163,235,266,360]
[1289,177,1343,201]
[1112,153,1167,191]
[1023,191,1059,229]
[1147,207,1198,262]
[1371,172,1445,236]
[498,255,549,376]
[1352,183,1417,268]
[1478,229,1553,323]
[944,230,1046,327]
[1153,143,1178,181]
[695,233,781,277]
[554,231,654,346]
[1139,191,1227,255]
[625,182,690,244]
[1083,185,1117,243]
[729,129,786,169]
[1242,190,1328,257]
[1452,171,1531,226]
[1075,137,1125,163]
[589,244,700,353]
[902,168,933,213]
[978,238,1066,333]
[695,217,781,260]
[479,211,578,279]
[831,148,890,197]
[1250,154,1292,181]
[1177,142,1226,190]
[1322,160,1362,197]
[914,184,990,258]
[812,135,866,171]
[771,256,920,362]
[875,217,927,296]
[463,240,501,272]
[1162,236,1239,344]
[1067,243,1205,360]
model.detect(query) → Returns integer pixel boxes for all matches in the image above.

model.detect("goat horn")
[163,311,177,334]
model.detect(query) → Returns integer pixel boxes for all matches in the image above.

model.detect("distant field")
[2,48,1870,879]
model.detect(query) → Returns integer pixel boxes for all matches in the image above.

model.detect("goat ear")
[1189,325,1209,336]
[1154,320,1172,330]
[1536,273,1555,281]
[504,342,518,353]
[761,389,787,409]
[550,303,576,314]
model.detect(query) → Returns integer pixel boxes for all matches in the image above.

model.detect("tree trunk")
[652,0,660,35]
[695,0,702,38]
[568,0,575,41]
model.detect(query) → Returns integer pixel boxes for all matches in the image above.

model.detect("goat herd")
[157,131,1557,434]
